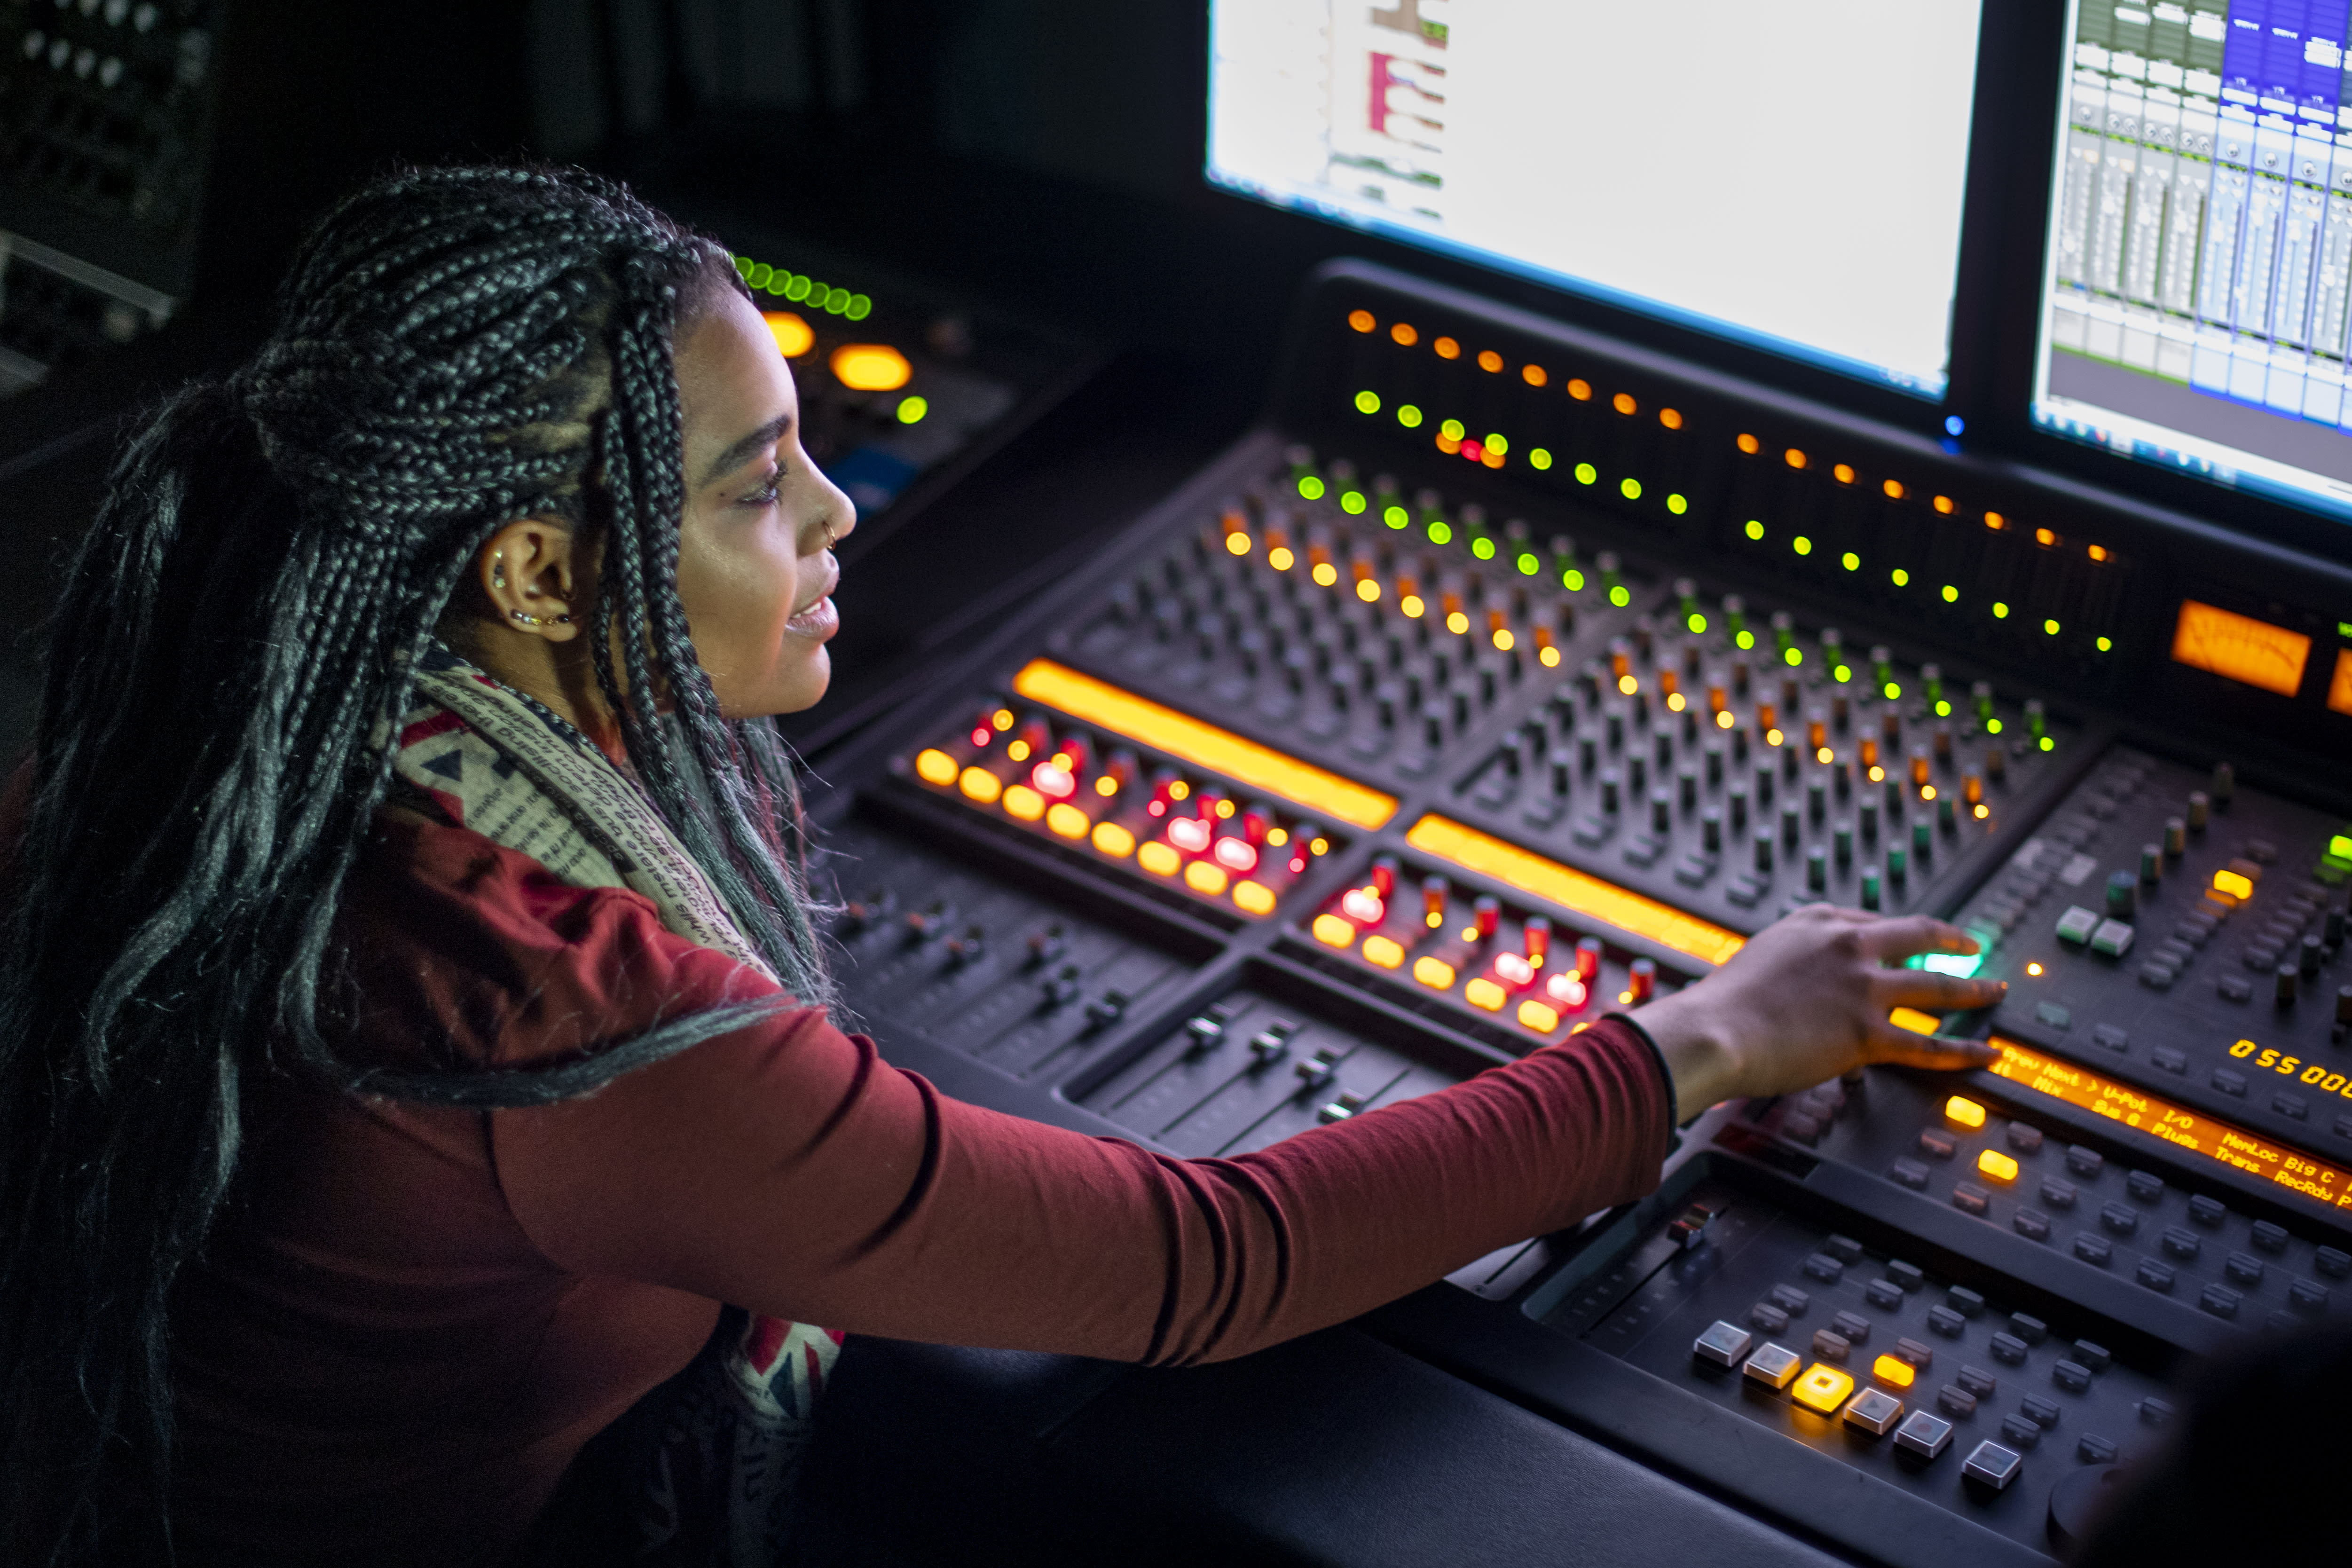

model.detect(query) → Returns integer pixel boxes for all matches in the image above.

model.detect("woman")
[0,165,2004,1565]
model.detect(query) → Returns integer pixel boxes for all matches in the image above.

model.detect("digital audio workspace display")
[1204,0,1987,398]
[2033,1,2352,523]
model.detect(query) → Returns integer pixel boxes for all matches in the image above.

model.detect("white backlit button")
[1743,1342,1802,1392]
[1693,1320,1753,1368]
[1843,1387,1904,1435]
[1894,1410,1953,1459]
[1963,1439,2024,1490]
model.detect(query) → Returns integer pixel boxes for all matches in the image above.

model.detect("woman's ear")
[477,517,582,642]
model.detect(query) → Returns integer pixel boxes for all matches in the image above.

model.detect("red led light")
[970,727,992,747]
[1341,887,1385,924]
[1460,440,1485,463]
[1213,837,1258,872]
[1546,972,1589,1008]
[1147,800,1167,817]
[1290,855,1308,873]
[1030,763,1077,799]
[1167,817,1212,853]
[1493,952,1535,988]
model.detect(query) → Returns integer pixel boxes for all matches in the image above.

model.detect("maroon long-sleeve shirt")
[166,809,1673,1563]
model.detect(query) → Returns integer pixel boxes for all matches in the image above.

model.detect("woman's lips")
[786,595,838,639]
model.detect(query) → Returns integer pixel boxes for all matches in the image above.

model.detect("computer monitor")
[2033,1,2352,522]
[1205,1,1989,399]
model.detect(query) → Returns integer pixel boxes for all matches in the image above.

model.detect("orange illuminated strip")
[1988,1039,2352,1214]
[2169,599,2310,697]
[1404,815,1747,967]
[2331,649,2352,717]
[1011,660,1398,829]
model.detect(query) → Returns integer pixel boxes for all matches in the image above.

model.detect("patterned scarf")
[392,646,841,1566]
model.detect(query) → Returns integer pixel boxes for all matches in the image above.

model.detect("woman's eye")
[744,475,782,507]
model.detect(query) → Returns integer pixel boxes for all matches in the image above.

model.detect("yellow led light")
[1357,578,1381,602]
[1791,1364,1855,1414]
[1405,816,1746,967]
[829,342,912,391]
[1002,784,1046,822]
[1007,740,1031,762]
[1182,860,1228,896]
[1464,977,1508,1011]
[1011,660,1398,829]
[1414,955,1458,990]
[1268,546,1296,570]
[1890,1007,1938,1035]
[1092,821,1136,858]
[1446,611,1471,635]
[763,312,814,356]
[1233,880,1276,916]
[1095,775,1120,797]
[1945,1095,1986,1129]
[1225,531,1252,556]
[1362,934,1407,969]
[1715,710,1735,730]
[1540,646,1562,667]
[1978,1148,2020,1183]
[1168,780,1191,801]
[959,766,1003,804]
[1618,674,1639,696]
[2214,869,2255,901]
[914,748,960,786]
[1667,691,1686,711]
[1312,561,1339,587]
[1872,1354,1915,1390]
[1267,827,1290,846]
[1493,629,1515,651]
[1046,802,1090,839]
[1518,999,1561,1033]
[1137,841,1181,877]
[1400,593,1425,618]
[1313,913,1357,948]
[2026,961,2043,977]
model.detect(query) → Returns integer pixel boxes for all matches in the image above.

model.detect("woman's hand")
[1630,904,2006,1119]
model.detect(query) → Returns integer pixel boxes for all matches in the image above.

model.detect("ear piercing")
[510,608,572,627]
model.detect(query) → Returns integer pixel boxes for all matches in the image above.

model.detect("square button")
[2056,906,2099,944]
[1895,1410,1954,1459]
[1843,1387,1905,1436]
[1744,1342,1803,1391]
[1791,1363,1856,1415]
[1963,1440,2024,1490]
[1693,1320,1753,1368]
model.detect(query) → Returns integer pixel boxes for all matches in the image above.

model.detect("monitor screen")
[2033,2,2352,521]
[1206,1,1988,398]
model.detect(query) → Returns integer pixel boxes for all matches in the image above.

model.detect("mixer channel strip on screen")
[803,262,2352,1568]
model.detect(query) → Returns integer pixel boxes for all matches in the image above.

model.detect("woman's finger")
[1872,968,2008,1015]
[1856,914,1980,962]
[1864,1024,2003,1071]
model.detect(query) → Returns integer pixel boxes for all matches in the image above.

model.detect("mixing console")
[799,260,2352,1565]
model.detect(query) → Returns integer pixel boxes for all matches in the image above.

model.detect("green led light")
[2331,833,2352,860]
[1427,521,1453,544]
[2044,618,2061,635]
[1471,536,1497,559]
[825,287,852,315]
[747,261,774,288]
[765,272,790,296]
[1745,520,1765,540]
[1486,433,1510,455]
[1987,717,2004,734]
[1915,950,1984,978]
[2339,621,2352,638]
[1516,552,1540,575]
[1341,490,1367,514]
[1833,664,1852,683]
[1736,629,1756,650]
[1841,551,1860,571]
[1609,585,1631,607]
[1935,699,1951,716]
[1941,584,1959,603]
[1891,567,1910,586]
[1563,568,1586,591]
[2039,736,2055,751]
[1687,613,1707,634]
[734,254,755,278]
[1793,536,1812,556]
[1992,601,2010,619]
[845,294,873,321]
[2096,636,2112,652]
[1574,462,1597,485]
[1530,448,1553,470]
[1667,493,1688,514]
[1384,504,1410,529]
[896,395,928,425]
[1298,475,1326,500]
[1883,682,1902,700]
[784,275,812,303]
[1399,404,1424,428]
[1620,477,1643,500]
[1355,389,1382,414]
[1440,418,1466,441]
[1784,647,1803,667]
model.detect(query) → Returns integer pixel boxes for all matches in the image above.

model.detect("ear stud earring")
[510,608,572,627]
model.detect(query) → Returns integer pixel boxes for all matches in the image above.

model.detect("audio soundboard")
[801,260,2352,1566]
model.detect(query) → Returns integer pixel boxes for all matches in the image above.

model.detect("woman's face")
[669,284,857,718]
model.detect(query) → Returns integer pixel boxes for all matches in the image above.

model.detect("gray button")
[1832,1310,1871,1343]
[1743,1342,1803,1391]
[1999,1412,2042,1449]
[2021,1395,2061,1428]
[1769,1284,1810,1314]
[1693,1320,1753,1368]
[1812,1328,1852,1362]
[1844,1387,1905,1435]
[1963,1439,2024,1489]
[1937,1384,1978,1418]
[1866,1278,1904,1309]
[1989,1332,2029,1364]
[1895,1410,1954,1459]
[1749,1302,1789,1332]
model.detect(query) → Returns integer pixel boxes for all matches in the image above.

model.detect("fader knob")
[1473,896,1501,939]
[1549,749,1573,798]
[2212,762,2235,808]
[1754,827,1775,875]
[1755,764,1776,808]
[1781,803,1801,848]
[2138,844,2161,883]
[1861,869,1882,910]
[1729,786,1749,835]
[1678,764,1699,813]
[2327,905,2346,948]
[2276,964,2299,1005]
[1524,917,1553,966]
[1912,819,1933,863]
[2302,935,2323,978]
[2338,985,2352,1025]
[1628,958,1656,1003]
[1936,795,1955,834]
[1704,741,1724,788]
[1986,746,2006,782]
[1601,769,1622,814]
[1807,845,1827,893]
[1702,807,1724,854]
[1833,823,1853,868]
[2106,871,2137,918]
[1652,789,1673,834]
[1972,680,1995,724]
[1859,799,1880,842]
[1887,846,1908,883]
[2187,791,2210,831]
[2164,816,2187,857]
[1808,777,1826,825]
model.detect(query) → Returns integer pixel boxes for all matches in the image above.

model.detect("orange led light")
[1736,432,1760,455]
[1989,1038,2352,1214]
[1092,822,1136,858]
[1883,479,1905,499]
[1660,407,1683,430]
[1791,1364,1855,1414]
[1002,784,1046,822]
[1183,860,1228,896]
[1414,955,1458,990]
[1934,495,1955,514]
[1391,323,1419,346]
[1046,803,1090,839]
[914,748,960,786]
[2331,649,2352,717]
[1464,977,1507,1011]
[1568,378,1593,401]
[1312,914,1355,948]
[2171,601,2313,696]
[1890,1008,1939,1035]
[1518,999,1561,1032]
[1405,816,1745,967]
[830,343,912,391]
[1945,1095,1986,1129]
[958,766,1003,804]
[1012,661,1395,829]
[1348,309,1376,333]
[1225,530,1252,556]
[1833,463,1856,484]
[1978,1149,2020,1183]
[1785,448,1808,469]
[1137,841,1181,877]
[1872,1354,1915,1390]
[2088,544,2110,562]
[2035,527,2057,547]
[1433,335,1461,359]
[1477,349,1503,372]
[1613,392,1637,416]
[2026,962,2044,977]
[1984,511,2006,531]
[763,312,815,357]
[1362,934,1406,969]
[1522,363,1548,386]
[2214,868,2255,900]
[1233,880,1276,916]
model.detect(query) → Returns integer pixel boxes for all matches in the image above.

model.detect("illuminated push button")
[1790,1363,1856,1415]
[1843,1387,1904,1436]
[1743,1342,1803,1391]
[1463,977,1508,1012]
[1962,1440,2024,1490]
[1361,935,1406,969]
[1872,1353,1916,1390]
[1413,956,1457,990]
[1894,1410,1954,1460]
[1692,1320,1754,1368]
[1945,1095,1987,1129]
[914,748,960,786]
[1977,1149,2020,1183]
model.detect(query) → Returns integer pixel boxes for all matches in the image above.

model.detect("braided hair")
[0,165,838,1563]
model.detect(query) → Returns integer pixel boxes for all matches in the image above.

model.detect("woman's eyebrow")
[699,413,794,487]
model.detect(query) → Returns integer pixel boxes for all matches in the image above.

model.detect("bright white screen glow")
[1209,0,1986,396]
